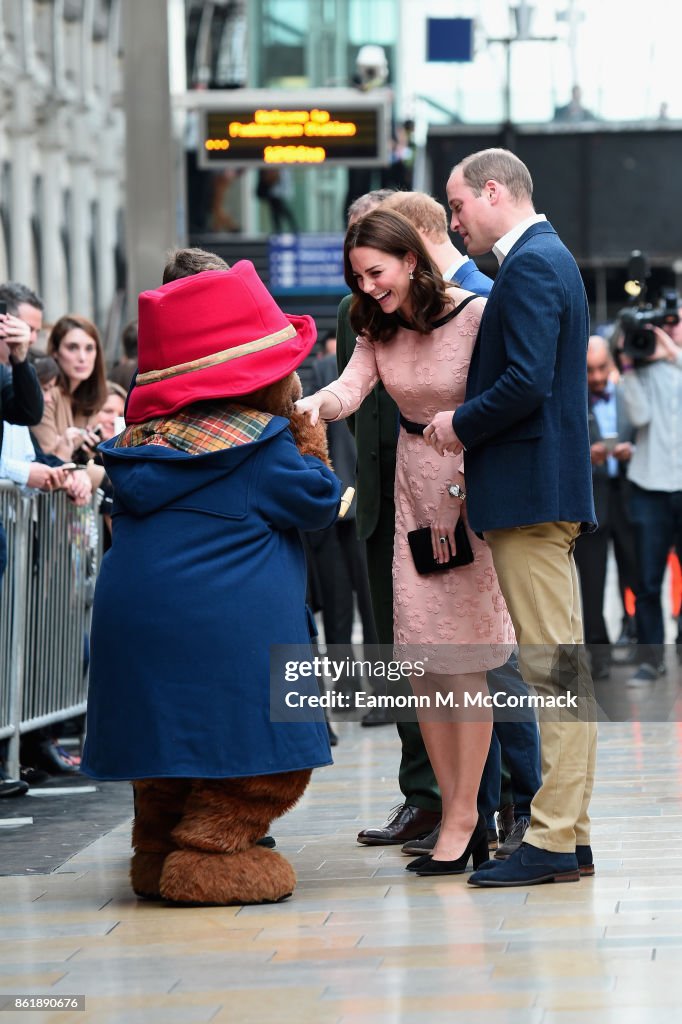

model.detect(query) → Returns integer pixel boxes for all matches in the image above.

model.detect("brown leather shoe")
[357,803,441,846]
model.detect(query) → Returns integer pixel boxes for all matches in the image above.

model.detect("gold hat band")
[135,323,298,386]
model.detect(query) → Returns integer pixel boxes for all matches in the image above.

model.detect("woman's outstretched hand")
[294,394,323,426]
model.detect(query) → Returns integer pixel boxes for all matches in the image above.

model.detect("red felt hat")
[125,261,317,424]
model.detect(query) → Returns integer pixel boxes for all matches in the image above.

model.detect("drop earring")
[409,270,414,280]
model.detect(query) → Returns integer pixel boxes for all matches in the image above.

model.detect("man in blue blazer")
[425,149,597,887]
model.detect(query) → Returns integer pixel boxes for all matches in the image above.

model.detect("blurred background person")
[618,309,682,684]
[0,289,92,505]
[256,168,298,234]
[1,303,92,781]
[0,287,66,497]
[96,382,127,441]
[32,315,108,489]
[91,381,127,549]
[383,119,416,191]
[30,357,93,506]
[553,84,596,123]
[0,285,43,799]
[574,335,638,680]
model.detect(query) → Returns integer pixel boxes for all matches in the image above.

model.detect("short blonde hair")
[382,191,449,242]
[455,148,533,202]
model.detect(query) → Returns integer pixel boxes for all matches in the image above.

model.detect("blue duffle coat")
[82,416,340,780]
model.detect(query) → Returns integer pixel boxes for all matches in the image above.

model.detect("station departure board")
[194,89,391,168]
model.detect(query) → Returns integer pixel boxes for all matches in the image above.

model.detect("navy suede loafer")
[474,842,594,877]
[468,842,580,887]
[576,844,594,876]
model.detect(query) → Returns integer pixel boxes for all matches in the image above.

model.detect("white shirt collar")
[493,214,547,266]
[442,252,468,282]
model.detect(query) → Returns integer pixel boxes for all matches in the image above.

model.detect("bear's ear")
[237,374,297,417]
[290,372,303,403]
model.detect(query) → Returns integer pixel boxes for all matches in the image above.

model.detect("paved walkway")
[1,715,682,1023]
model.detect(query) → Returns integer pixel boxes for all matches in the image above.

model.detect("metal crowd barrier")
[0,482,102,779]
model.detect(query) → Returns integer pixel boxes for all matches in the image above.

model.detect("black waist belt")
[399,414,427,435]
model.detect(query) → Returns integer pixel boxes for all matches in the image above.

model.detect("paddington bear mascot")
[82,261,341,905]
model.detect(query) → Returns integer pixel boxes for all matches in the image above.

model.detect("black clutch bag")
[407,519,474,575]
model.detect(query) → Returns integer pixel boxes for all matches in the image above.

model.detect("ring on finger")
[439,536,447,544]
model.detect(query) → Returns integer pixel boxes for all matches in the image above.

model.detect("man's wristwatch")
[447,483,466,500]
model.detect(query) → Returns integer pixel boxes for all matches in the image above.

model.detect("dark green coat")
[335,294,398,542]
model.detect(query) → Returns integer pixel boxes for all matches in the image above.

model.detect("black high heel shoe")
[405,853,432,872]
[415,815,489,876]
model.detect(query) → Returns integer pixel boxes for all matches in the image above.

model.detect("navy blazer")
[453,221,596,534]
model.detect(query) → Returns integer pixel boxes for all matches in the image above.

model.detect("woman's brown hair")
[47,315,108,417]
[343,208,450,342]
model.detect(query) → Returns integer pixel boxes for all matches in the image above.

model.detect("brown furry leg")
[159,847,296,906]
[172,770,311,854]
[130,779,192,899]
[163,770,311,905]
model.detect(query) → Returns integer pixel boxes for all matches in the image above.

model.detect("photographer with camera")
[616,293,682,685]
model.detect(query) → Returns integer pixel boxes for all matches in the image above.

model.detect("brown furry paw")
[288,412,331,466]
[158,847,297,906]
[130,851,166,901]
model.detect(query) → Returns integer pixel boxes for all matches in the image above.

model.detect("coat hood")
[99,415,289,517]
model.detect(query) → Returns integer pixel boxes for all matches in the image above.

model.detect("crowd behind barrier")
[0,482,102,780]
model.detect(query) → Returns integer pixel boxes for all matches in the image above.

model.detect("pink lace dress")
[322,299,515,674]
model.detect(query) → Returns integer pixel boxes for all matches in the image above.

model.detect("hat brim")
[125,313,317,424]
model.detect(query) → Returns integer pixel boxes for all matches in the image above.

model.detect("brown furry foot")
[130,851,167,900]
[158,846,297,906]
[132,779,192,854]
[130,779,192,899]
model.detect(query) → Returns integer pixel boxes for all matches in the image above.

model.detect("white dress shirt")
[493,214,547,266]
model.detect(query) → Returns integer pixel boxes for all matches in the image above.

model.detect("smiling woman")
[344,208,450,342]
[295,207,515,876]
[349,247,415,318]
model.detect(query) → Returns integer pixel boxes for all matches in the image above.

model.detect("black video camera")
[614,251,680,360]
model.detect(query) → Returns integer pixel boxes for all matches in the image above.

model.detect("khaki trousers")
[484,521,598,853]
